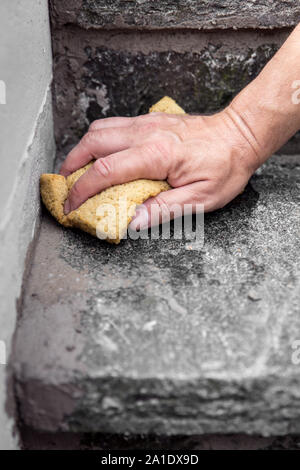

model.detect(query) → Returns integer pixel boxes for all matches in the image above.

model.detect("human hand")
[60,108,261,230]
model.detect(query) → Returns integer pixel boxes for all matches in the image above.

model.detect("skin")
[61,24,300,230]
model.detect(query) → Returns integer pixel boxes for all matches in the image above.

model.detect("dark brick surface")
[50,0,300,31]
[51,28,299,158]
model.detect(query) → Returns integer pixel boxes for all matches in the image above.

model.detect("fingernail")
[129,205,149,231]
[64,199,71,215]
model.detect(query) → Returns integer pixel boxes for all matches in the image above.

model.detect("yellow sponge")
[40,96,185,244]
[149,96,185,115]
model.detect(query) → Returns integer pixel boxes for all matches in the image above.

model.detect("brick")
[51,28,300,157]
[50,0,300,31]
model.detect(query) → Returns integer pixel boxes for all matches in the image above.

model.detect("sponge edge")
[40,96,185,244]
[149,96,185,115]
[40,170,170,244]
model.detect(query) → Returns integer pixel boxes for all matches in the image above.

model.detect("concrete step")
[13,154,300,436]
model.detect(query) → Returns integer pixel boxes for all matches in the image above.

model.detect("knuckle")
[140,121,159,133]
[166,119,190,144]
[88,120,101,131]
[154,194,170,221]
[180,116,191,129]
[135,113,161,123]
[155,193,169,211]
[93,157,112,178]
[132,120,159,135]
[177,119,190,138]
[82,128,105,146]
[81,131,95,148]
[143,139,171,164]
[69,181,82,202]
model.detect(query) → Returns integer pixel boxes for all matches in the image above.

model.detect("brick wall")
[49,0,300,160]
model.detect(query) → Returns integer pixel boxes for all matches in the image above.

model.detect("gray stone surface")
[14,154,300,435]
[52,27,300,157]
[50,0,300,31]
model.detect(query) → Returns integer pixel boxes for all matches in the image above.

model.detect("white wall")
[0,0,55,449]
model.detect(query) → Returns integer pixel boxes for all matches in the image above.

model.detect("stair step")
[14,155,300,435]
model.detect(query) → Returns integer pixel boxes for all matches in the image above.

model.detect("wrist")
[223,101,264,175]
[226,23,300,167]
[226,78,300,169]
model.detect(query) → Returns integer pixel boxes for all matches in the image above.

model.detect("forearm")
[227,23,300,170]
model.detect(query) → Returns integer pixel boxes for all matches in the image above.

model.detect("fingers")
[88,113,165,131]
[129,182,213,231]
[64,141,174,214]
[88,116,136,131]
[59,126,137,177]
[60,113,182,177]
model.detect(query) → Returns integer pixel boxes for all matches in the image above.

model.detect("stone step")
[13,154,300,435]
[50,0,300,31]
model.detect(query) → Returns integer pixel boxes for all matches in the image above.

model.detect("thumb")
[129,183,204,231]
